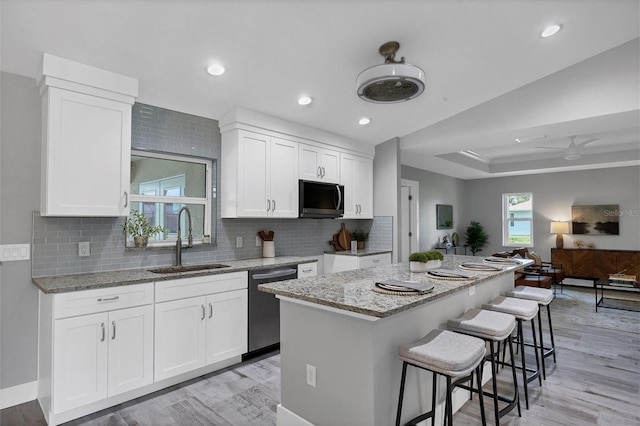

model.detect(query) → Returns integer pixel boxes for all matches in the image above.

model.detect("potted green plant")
[465,221,489,255]
[408,250,444,272]
[351,228,370,249]
[122,210,168,248]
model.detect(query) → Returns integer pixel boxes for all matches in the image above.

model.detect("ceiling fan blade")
[535,147,564,150]
[577,138,599,147]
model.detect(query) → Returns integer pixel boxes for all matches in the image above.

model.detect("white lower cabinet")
[39,273,248,425]
[52,304,153,413]
[154,273,248,381]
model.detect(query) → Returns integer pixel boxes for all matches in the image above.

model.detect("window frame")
[129,150,212,248]
[502,192,534,248]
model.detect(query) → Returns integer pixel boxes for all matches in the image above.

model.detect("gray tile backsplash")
[31,103,392,277]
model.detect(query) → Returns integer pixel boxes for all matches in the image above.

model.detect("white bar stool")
[396,329,487,426]
[507,285,556,379]
[447,309,520,425]
[482,296,541,409]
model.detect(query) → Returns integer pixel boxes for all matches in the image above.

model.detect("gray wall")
[401,165,465,251]
[0,72,391,391]
[462,167,640,259]
[374,138,401,262]
[1,72,41,388]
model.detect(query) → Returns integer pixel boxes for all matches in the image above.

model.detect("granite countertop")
[32,256,319,294]
[323,249,392,257]
[259,255,531,319]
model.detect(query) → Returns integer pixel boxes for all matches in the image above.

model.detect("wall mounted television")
[571,204,619,235]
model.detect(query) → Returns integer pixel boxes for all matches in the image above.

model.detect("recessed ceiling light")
[298,96,313,106]
[358,117,371,125]
[207,64,225,76]
[540,24,562,38]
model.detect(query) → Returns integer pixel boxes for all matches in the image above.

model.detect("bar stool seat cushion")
[507,286,553,305]
[483,296,538,321]
[398,329,486,378]
[447,308,516,341]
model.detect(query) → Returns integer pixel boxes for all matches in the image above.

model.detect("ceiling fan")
[537,135,599,160]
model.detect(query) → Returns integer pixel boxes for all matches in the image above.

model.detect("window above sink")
[129,150,216,247]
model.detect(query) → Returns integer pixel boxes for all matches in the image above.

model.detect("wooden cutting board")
[338,223,352,251]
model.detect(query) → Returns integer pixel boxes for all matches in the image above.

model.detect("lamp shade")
[550,221,570,234]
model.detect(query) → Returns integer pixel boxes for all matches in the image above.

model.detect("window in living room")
[502,192,533,247]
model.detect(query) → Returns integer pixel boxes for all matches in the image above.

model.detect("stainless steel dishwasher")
[244,266,297,359]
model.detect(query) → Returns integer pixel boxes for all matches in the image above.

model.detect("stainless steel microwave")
[298,180,344,218]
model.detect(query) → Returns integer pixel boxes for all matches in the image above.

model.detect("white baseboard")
[1,380,38,409]
[277,404,314,426]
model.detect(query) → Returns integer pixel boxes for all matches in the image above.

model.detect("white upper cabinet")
[38,53,138,217]
[220,108,374,219]
[222,129,298,218]
[299,144,340,183]
[340,153,374,219]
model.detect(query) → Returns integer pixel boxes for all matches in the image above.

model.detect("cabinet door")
[323,253,359,274]
[205,289,248,365]
[154,296,206,381]
[107,305,154,397]
[299,145,340,183]
[270,137,299,217]
[340,154,357,218]
[53,313,108,413]
[572,250,594,278]
[551,249,572,275]
[42,88,130,217]
[237,130,270,217]
[355,156,374,218]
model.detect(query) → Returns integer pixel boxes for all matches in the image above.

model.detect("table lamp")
[550,221,570,249]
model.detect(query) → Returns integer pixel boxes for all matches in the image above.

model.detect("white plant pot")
[410,260,441,272]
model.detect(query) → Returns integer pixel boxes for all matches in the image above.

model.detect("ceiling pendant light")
[356,41,425,103]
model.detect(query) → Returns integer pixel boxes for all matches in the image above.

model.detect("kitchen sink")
[148,264,230,274]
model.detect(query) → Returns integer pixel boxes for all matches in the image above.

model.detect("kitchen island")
[259,255,531,426]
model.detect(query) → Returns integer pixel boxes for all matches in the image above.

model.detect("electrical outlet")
[306,364,316,387]
[79,242,91,257]
[468,285,476,296]
[236,237,243,248]
[256,236,262,247]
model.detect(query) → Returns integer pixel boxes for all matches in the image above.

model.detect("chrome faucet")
[175,206,193,266]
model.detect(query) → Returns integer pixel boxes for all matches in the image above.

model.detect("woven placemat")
[426,272,475,281]
[371,285,432,296]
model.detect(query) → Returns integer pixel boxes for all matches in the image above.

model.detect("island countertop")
[259,255,531,318]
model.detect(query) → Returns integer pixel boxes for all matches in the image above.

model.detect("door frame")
[400,179,419,261]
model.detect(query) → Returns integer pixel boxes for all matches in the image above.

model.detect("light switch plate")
[236,237,243,248]
[0,244,30,262]
[79,242,91,257]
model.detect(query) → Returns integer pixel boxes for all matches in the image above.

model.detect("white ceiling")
[1,0,639,179]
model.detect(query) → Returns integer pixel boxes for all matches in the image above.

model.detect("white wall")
[462,166,640,259]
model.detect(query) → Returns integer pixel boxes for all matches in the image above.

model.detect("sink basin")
[148,264,230,274]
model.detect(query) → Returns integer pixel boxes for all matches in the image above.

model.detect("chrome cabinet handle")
[101,322,105,342]
[98,296,120,302]
[317,166,322,177]
[272,199,276,212]
[372,259,380,263]
[201,305,205,320]
[302,268,313,273]
[112,321,116,340]
[267,199,271,211]
[321,167,326,178]
[209,303,213,319]
[124,191,128,208]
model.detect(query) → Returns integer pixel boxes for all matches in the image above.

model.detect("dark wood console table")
[551,248,639,280]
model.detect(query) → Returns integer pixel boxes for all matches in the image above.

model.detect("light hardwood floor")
[2,286,639,425]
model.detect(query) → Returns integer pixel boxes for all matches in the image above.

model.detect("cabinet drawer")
[54,283,154,319]
[155,271,248,303]
[297,262,318,278]
[359,253,391,269]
